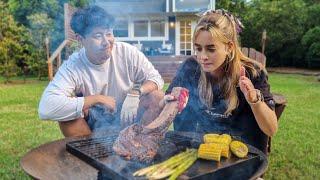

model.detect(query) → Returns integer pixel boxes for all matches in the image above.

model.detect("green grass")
[0,80,62,179]
[0,73,319,179]
[265,74,320,179]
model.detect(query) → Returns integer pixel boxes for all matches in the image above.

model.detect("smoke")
[86,104,121,133]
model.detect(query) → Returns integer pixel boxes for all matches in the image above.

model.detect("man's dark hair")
[71,5,115,37]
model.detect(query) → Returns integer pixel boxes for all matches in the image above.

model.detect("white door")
[179,20,192,55]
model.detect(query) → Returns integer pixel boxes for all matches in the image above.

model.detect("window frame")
[133,19,149,38]
[113,19,129,38]
[115,17,169,41]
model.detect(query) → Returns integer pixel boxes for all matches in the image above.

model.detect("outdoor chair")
[133,43,143,51]
[158,43,173,54]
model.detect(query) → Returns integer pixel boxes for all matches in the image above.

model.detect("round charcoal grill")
[66,131,268,180]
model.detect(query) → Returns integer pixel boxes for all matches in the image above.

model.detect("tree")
[26,13,53,80]
[216,0,248,16]
[8,0,91,52]
[7,0,43,26]
[302,26,320,68]
[0,2,29,83]
[305,4,320,30]
[0,38,21,83]
[5,0,91,80]
[240,0,308,67]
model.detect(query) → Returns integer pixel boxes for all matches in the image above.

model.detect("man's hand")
[83,95,116,115]
[120,93,140,128]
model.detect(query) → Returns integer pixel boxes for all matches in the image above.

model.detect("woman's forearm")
[250,102,278,137]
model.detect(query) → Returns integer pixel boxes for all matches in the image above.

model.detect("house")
[49,1,214,81]
[94,0,216,56]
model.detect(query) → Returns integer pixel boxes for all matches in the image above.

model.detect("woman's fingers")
[239,66,259,102]
[240,66,246,77]
[159,95,176,108]
[164,95,175,102]
[239,76,255,94]
[239,66,248,92]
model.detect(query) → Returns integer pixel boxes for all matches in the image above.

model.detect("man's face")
[81,27,115,65]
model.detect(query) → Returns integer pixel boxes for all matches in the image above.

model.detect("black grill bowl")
[66,131,267,180]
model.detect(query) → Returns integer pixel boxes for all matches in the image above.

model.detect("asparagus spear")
[148,150,197,179]
[133,149,196,177]
[132,164,160,176]
[168,153,198,180]
[145,149,194,177]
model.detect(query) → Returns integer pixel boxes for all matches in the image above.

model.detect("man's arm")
[83,95,116,113]
[140,80,159,95]
[58,95,116,137]
[130,47,164,91]
[38,62,85,121]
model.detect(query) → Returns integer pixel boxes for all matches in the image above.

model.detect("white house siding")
[96,0,167,14]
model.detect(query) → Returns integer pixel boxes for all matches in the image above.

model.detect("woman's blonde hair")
[193,9,263,115]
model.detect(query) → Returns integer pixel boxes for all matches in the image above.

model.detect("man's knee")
[59,118,91,137]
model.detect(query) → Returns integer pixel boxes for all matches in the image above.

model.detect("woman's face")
[194,30,230,77]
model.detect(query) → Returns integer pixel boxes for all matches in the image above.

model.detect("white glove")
[120,93,140,128]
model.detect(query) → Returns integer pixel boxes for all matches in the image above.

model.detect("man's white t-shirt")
[38,42,164,121]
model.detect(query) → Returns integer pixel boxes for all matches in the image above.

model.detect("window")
[134,20,148,37]
[114,20,128,37]
[116,18,168,41]
[151,20,165,37]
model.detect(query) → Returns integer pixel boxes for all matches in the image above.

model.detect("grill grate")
[66,132,197,161]
[67,135,118,159]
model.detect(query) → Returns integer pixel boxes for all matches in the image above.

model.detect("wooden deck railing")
[47,39,70,80]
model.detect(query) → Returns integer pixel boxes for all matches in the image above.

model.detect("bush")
[302,26,320,68]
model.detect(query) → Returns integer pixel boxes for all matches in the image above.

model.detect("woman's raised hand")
[238,66,258,103]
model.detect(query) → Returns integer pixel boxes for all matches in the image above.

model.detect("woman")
[166,9,277,153]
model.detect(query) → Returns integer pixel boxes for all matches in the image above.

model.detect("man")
[38,5,164,137]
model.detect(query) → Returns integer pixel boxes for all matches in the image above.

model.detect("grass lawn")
[0,73,319,179]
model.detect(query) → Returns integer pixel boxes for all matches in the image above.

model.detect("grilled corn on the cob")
[230,140,248,158]
[203,134,220,144]
[220,143,231,158]
[220,134,232,145]
[197,143,222,161]
[203,133,232,145]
